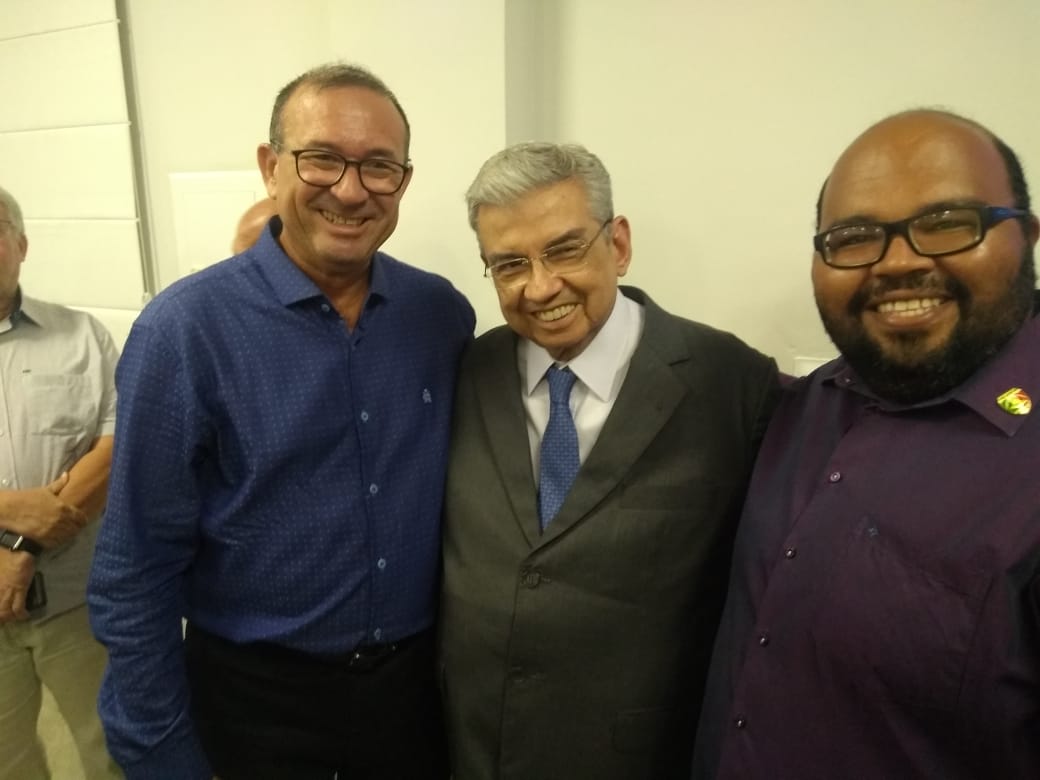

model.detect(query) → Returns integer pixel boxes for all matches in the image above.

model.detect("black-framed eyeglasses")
[813,205,1031,269]
[483,219,613,287]
[279,147,411,194]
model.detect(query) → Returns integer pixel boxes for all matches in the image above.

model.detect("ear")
[609,216,633,277]
[257,143,279,199]
[16,234,27,263]
[396,163,414,199]
[1026,213,1040,247]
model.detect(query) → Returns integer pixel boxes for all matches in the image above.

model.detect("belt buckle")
[347,641,397,671]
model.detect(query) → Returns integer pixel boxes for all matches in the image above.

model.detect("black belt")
[345,636,412,671]
[186,623,427,674]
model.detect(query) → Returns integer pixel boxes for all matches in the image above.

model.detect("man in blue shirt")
[87,63,474,780]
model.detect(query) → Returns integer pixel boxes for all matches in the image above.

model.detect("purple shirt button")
[758,633,770,647]
[828,471,842,483]
[735,716,747,729]
[784,547,797,559]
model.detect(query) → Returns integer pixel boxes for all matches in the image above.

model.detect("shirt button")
[360,410,370,422]
[758,633,770,647]
[734,716,747,729]
[376,557,387,570]
[368,483,378,495]
[373,628,382,640]
[784,547,797,559]
[828,471,842,483]
[320,303,331,313]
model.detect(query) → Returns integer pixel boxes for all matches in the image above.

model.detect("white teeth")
[320,210,364,226]
[876,298,944,316]
[535,304,576,322]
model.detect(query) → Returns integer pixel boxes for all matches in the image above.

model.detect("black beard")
[819,249,1036,405]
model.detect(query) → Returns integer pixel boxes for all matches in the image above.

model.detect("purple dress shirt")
[694,308,1040,780]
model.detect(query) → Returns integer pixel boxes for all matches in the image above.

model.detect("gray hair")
[0,185,24,235]
[466,142,614,230]
[269,62,410,157]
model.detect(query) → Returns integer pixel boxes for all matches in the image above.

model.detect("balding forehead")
[820,113,1010,224]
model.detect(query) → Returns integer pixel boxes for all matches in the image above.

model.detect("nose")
[523,257,564,301]
[871,233,936,277]
[328,163,369,204]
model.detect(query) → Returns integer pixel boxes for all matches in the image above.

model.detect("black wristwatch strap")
[0,528,43,556]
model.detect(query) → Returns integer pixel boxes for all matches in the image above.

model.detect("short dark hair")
[268,63,411,158]
[815,110,1032,229]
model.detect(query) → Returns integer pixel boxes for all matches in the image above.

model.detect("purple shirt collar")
[820,310,1040,437]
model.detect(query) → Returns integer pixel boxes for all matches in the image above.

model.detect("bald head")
[232,198,278,254]
[817,110,1031,229]
[811,109,1039,405]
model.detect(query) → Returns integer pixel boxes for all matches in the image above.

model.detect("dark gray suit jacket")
[439,287,779,780]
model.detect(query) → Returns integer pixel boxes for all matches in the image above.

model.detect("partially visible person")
[88,63,473,780]
[231,197,278,254]
[0,184,121,779]
[439,142,779,780]
[694,109,1040,779]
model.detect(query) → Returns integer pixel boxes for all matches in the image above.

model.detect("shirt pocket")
[21,374,98,436]
[811,516,991,714]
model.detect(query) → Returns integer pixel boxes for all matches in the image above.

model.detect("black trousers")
[184,624,448,780]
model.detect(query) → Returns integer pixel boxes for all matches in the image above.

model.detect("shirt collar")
[953,313,1040,435]
[0,289,41,332]
[824,311,1040,436]
[251,216,392,308]
[521,289,636,399]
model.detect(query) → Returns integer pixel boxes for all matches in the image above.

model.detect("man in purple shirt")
[693,109,1040,779]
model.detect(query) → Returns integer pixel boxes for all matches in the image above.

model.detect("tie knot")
[546,366,576,405]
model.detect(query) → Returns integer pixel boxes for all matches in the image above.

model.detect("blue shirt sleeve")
[87,319,213,779]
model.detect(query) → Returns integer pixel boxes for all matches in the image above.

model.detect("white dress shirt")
[518,291,645,485]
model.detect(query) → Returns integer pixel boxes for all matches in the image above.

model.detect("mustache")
[847,271,970,313]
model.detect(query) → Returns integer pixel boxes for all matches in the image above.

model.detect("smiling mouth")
[874,297,946,317]
[535,304,576,322]
[320,210,366,227]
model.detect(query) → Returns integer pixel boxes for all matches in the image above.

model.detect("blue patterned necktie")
[538,366,579,530]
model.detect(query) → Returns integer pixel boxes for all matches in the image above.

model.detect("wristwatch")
[0,528,43,556]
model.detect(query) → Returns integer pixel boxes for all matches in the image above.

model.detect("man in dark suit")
[439,142,780,780]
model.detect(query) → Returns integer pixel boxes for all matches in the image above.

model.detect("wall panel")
[0,23,128,132]
[0,125,137,218]
[1,5,144,326]
[19,220,145,310]
[3,0,115,36]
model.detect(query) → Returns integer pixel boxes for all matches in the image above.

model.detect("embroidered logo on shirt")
[422,388,432,404]
[996,387,1032,416]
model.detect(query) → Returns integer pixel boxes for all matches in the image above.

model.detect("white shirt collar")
[520,289,641,401]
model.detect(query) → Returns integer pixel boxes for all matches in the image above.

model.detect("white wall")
[12,1,1039,369]
[0,0,146,348]
[542,0,1040,368]
[122,0,508,333]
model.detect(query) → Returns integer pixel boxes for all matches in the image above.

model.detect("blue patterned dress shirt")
[87,220,474,779]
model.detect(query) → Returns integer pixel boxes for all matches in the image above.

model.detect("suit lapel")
[471,327,542,547]
[544,289,689,540]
